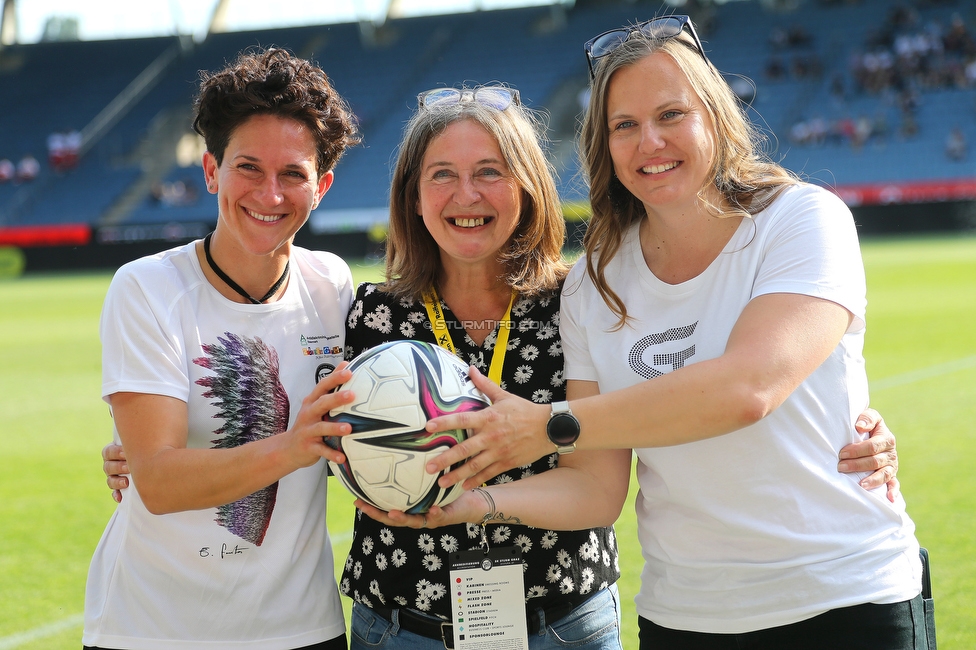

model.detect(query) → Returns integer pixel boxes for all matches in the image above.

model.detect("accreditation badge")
[449,546,528,649]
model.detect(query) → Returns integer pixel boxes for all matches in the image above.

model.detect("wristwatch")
[546,401,580,455]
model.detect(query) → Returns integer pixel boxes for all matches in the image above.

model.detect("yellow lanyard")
[422,287,516,386]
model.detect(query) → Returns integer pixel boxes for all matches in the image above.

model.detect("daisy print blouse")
[339,282,620,620]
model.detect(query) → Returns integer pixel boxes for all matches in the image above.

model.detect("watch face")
[548,412,580,445]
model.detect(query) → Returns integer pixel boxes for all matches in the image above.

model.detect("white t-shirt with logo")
[561,184,920,634]
[84,242,352,649]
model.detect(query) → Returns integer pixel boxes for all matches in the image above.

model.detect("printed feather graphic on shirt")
[193,333,290,546]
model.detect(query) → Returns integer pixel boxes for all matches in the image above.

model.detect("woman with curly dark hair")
[83,48,359,650]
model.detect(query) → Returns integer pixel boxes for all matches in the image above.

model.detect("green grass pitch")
[0,236,973,648]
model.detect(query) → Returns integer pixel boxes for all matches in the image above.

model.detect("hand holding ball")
[324,341,489,513]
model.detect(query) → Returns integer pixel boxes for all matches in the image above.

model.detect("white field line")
[0,613,83,649]
[871,354,976,391]
[330,528,354,547]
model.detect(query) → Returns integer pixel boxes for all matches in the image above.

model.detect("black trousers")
[638,594,928,650]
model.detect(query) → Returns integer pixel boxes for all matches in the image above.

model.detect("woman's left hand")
[353,490,483,530]
[838,408,899,502]
[102,443,128,503]
[353,499,426,528]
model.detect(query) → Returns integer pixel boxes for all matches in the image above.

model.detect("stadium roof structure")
[1,0,973,245]
[0,0,588,46]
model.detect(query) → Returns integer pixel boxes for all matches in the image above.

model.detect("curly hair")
[383,88,568,300]
[192,47,359,175]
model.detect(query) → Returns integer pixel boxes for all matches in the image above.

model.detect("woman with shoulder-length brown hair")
[342,85,625,650]
[383,87,569,301]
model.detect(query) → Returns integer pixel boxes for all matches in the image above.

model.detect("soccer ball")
[324,340,489,513]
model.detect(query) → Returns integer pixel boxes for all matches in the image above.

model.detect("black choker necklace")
[203,232,289,304]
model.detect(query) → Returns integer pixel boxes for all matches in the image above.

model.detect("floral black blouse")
[339,282,620,620]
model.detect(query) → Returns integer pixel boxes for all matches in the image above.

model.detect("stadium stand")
[1,0,974,260]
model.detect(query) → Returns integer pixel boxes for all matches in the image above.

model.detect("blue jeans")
[351,584,623,650]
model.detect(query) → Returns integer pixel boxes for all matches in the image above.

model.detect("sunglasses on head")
[417,86,521,111]
[583,15,708,80]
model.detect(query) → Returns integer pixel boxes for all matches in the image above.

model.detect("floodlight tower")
[0,0,16,47]
[207,0,232,36]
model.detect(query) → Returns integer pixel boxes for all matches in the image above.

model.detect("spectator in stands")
[728,75,756,104]
[792,112,892,150]
[853,115,874,149]
[851,49,895,93]
[82,47,359,650]
[768,25,789,50]
[888,4,920,33]
[787,25,813,47]
[851,7,976,96]
[150,177,201,207]
[898,88,920,137]
[872,112,891,141]
[829,71,847,100]
[47,128,82,172]
[832,116,857,144]
[148,180,165,205]
[789,118,812,145]
[966,58,976,85]
[900,111,919,138]
[0,158,13,183]
[943,13,975,57]
[62,129,81,169]
[46,130,65,171]
[15,154,39,182]
[807,115,829,144]
[945,126,966,160]
[790,52,824,79]
[399,15,922,649]
[764,54,787,80]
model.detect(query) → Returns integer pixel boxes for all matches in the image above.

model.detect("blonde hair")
[579,28,797,324]
[384,89,568,299]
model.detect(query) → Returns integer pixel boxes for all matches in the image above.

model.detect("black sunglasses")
[583,15,708,80]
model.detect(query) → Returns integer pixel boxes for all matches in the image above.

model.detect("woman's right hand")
[275,364,357,470]
[352,488,487,530]
[102,443,128,503]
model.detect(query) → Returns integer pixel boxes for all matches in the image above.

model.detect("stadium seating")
[0,0,972,230]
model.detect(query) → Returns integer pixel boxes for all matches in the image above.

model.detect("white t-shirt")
[561,184,920,634]
[84,242,352,650]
